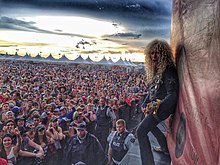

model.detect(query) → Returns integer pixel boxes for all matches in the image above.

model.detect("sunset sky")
[0,0,172,62]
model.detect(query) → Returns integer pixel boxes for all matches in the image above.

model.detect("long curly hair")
[144,39,174,85]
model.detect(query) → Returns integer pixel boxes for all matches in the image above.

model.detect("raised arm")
[13,128,21,156]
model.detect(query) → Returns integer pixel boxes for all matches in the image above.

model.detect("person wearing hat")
[25,120,35,131]
[17,128,45,165]
[15,116,25,128]
[11,106,21,118]
[67,121,77,138]
[53,108,60,117]
[5,111,15,121]
[47,117,65,142]
[46,97,55,106]
[59,117,71,139]
[32,101,39,110]
[45,104,53,113]
[33,124,54,164]
[4,120,16,134]
[47,117,65,165]
[73,111,90,128]
[58,106,67,118]
[75,106,84,113]
[63,122,107,165]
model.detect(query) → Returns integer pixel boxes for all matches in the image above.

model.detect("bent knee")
[137,123,152,139]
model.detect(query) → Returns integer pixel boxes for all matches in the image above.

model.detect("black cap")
[15,116,25,122]
[35,125,45,131]
[53,108,60,113]
[50,117,58,122]
[18,127,29,136]
[69,121,76,127]
[76,122,86,130]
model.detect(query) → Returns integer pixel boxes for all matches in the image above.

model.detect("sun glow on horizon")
[0,15,145,62]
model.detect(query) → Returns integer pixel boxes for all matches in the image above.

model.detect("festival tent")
[108,58,114,64]
[70,55,91,64]
[17,53,34,61]
[96,57,113,65]
[57,55,72,64]
[31,54,45,62]
[124,59,133,66]
[4,53,20,61]
[0,54,7,60]
[128,59,137,66]
[44,54,57,63]
[113,57,129,66]
[85,56,94,64]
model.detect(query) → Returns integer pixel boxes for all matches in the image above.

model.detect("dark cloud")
[125,49,142,54]
[0,16,95,39]
[80,50,101,54]
[60,49,71,53]
[0,45,18,47]
[0,0,172,54]
[103,32,141,39]
[19,42,52,47]
[54,29,62,32]
[1,0,171,37]
[0,16,36,31]
[140,26,171,39]
[1,0,171,13]
[102,50,122,54]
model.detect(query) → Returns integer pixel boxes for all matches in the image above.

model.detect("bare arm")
[28,139,44,155]
[19,150,37,157]
[112,119,116,131]
[57,127,65,140]
[47,127,59,140]
[13,128,21,156]
[108,147,113,165]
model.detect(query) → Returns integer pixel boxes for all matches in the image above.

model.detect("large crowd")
[0,61,147,165]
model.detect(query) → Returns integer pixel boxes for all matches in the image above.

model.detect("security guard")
[63,122,107,165]
[107,119,135,165]
[95,97,116,151]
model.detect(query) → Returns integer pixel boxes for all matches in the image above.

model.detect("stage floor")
[121,113,171,165]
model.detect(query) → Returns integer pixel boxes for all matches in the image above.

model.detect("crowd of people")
[0,39,179,165]
[0,61,146,165]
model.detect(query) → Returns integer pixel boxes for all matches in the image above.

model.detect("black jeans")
[95,125,110,152]
[137,114,168,165]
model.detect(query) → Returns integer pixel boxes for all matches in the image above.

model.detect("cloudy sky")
[0,0,172,62]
